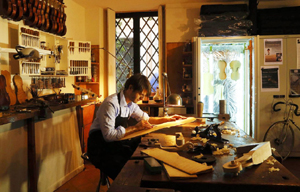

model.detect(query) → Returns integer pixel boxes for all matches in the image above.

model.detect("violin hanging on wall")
[0,0,67,36]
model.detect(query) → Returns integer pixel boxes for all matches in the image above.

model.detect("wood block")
[144,157,162,174]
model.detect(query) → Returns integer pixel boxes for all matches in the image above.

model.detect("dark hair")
[124,73,151,96]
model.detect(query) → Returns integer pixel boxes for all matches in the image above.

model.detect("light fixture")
[162,72,183,117]
[97,47,133,78]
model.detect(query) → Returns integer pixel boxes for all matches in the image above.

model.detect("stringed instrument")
[8,0,17,19]
[35,0,43,28]
[1,70,17,105]
[21,0,27,16]
[0,75,11,111]
[13,74,27,104]
[59,0,67,36]
[0,0,13,18]
[12,0,23,21]
[49,0,58,33]
[56,0,63,34]
[230,60,241,81]
[218,60,227,80]
[24,1,39,27]
[42,0,51,31]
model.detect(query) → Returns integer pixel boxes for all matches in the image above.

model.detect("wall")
[0,1,87,192]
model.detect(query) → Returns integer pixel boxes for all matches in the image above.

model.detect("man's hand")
[148,114,187,124]
[124,120,153,136]
[169,114,187,120]
[135,120,153,130]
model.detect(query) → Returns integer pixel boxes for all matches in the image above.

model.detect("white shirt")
[89,91,149,142]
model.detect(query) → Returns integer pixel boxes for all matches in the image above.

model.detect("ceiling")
[71,0,256,12]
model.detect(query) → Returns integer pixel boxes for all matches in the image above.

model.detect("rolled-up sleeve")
[130,103,149,122]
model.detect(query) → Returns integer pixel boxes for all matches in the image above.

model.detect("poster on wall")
[261,66,280,92]
[290,69,300,96]
[264,39,283,65]
[297,38,300,69]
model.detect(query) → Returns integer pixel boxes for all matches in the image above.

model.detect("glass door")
[197,37,253,132]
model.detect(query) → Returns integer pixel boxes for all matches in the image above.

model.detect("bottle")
[153,87,162,102]
[197,101,204,117]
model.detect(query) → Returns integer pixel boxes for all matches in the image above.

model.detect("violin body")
[13,74,27,104]
[0,75,10,111]
[1,70,16,105]
[218,60,227,80]
[230,60,241,81]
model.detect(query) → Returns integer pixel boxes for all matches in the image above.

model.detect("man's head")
[124,74,151,103]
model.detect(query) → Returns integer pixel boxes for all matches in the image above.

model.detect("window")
[116,12,159,92]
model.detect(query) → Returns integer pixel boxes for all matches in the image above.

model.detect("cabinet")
[167,42,195,114]
[11,25,91,91]
[182,51,194,114]
[74,45,99,96]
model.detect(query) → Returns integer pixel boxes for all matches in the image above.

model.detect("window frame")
[116,11,158,75]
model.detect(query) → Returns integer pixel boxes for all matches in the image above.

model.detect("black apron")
[87,92,140,179]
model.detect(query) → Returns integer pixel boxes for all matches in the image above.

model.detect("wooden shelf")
[75,82,99,85]
[183,64,192,67]
[91,62,99,65]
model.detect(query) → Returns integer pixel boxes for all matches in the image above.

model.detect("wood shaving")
[269,167,280,172]
[193,154,204,159]
[266,160,274,165]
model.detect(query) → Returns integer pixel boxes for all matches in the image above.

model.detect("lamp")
[162,72,183,117]
[97,47,133,78]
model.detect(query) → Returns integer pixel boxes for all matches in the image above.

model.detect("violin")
[49,0,58,33]
[0,0,13,18]
[13,0,23,21]
[42,0,51,31]
[7,0,17,19]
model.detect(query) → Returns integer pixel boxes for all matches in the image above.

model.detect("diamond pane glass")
[140,16,159,92]
[116,18,134,92]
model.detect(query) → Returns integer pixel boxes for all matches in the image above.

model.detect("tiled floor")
[55,158,300,192]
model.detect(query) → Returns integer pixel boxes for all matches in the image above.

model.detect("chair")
[81,152,110,192]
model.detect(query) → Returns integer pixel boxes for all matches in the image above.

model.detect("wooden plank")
[141,148,213,175]
[163,163,197,180]
[120,117,196,140]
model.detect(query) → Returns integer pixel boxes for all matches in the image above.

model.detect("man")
[88,74,183,180]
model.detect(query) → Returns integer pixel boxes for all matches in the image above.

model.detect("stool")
[81,153,110,192]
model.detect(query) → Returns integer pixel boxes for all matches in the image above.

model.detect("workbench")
[108,120,300,192]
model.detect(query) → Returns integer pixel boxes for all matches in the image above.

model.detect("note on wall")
[297,39,300,69]
[261,66,280,92]
[264,39,283,65]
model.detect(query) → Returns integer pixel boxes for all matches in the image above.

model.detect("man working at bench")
[88,73,184,180]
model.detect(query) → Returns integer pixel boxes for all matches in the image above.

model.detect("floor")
[54,157,300,192]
